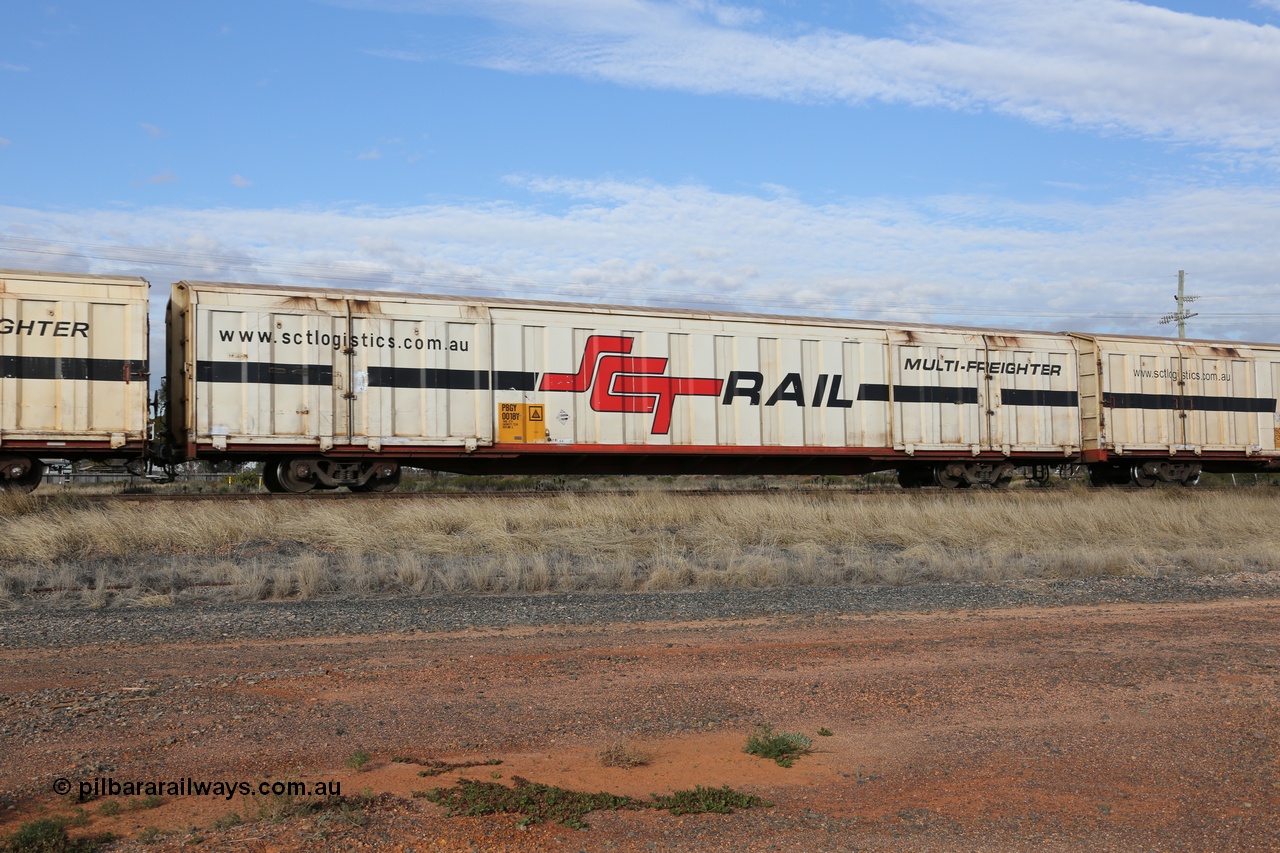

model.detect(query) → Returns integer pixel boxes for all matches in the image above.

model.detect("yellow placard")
[498,403,546,443]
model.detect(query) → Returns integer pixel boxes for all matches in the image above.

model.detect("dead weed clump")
[597,741,653,768]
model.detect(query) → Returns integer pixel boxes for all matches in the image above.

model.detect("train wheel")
[1130,465,1158,488]
[934,466,969,489]
[1,458,44,493]
[275,460,317,493]
[261,462,285,493]
[991,472,1013,489]
[1181,471,1201,487]
[352,466,402,493]
[1088,466,1111,487]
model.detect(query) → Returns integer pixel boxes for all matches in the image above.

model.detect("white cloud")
[348,0,1280,157]
[0,137,10,148]
[2,177,1277,341]
[366,48,424,61]
[676,0,763,28]
[141,123,165,139]
[231,174,253,187]
[357,148,383,160]
[1,63,30,72]
[149,170,177,185]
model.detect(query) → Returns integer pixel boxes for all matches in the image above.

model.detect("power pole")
[1159,269,1199,338]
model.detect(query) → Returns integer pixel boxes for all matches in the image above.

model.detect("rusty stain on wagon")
[347,299,382,314]
[277,296,319,311]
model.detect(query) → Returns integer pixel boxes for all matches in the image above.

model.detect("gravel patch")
[3,573,1277,650]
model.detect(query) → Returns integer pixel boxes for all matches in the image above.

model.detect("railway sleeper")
[266,458,402,493]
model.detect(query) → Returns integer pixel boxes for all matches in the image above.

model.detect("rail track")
[38,487,898,503]
[22,484,1266,504]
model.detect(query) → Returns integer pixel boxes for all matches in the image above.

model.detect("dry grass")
[2,488,1279,607]
[597,740,653,768]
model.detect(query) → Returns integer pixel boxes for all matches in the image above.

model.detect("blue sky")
[2,0,1279,341]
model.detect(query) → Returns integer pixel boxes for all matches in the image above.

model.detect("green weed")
[648,785,770,815]
[422,776,768,829]
[744,724,813,767]
[1,818,112,852]
[136,827,163,845]
[344,748,372,771]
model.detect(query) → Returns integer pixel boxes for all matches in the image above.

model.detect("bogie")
[898,462,1014,489]
[1087,461,1202,488]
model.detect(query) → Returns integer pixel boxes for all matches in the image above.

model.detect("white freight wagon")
[5,268,1276,493]
[0,269,150,490]
[1074,334,1280,485]
[167,280,491,491]
[488,305,1081,487]
[168,280,1083,491]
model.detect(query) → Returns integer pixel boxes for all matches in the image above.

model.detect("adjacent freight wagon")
[0,269,150,489]
[3,268,1279,492]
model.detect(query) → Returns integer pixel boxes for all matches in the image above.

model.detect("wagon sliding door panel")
[888,330,984,451]
[982,334,1080,455]
[350,304,492,448]
[194,303,341,448]
[1101,345,1183,450]
[1181,354,1240,450]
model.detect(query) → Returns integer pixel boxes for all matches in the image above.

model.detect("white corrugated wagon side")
[0,269,150,490]
[1074,333,1280,485]
[487,305,1082,487]
[168,280,492,491]
[168,279,1087,491]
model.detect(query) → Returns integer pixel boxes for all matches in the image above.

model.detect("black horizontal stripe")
[0,355,147,382]
[195,360,540,392]
[857,384,979,404]
[196,360,333,385]
[1001,389,1079,408]
[366,367,539,391]
[494,370,539,391]
[366,366,491,390]
[1104,392,1276,413]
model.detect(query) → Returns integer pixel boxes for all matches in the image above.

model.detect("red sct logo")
[538,335,723,434]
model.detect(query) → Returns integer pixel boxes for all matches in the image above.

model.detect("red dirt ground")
[2,598,1278,851]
